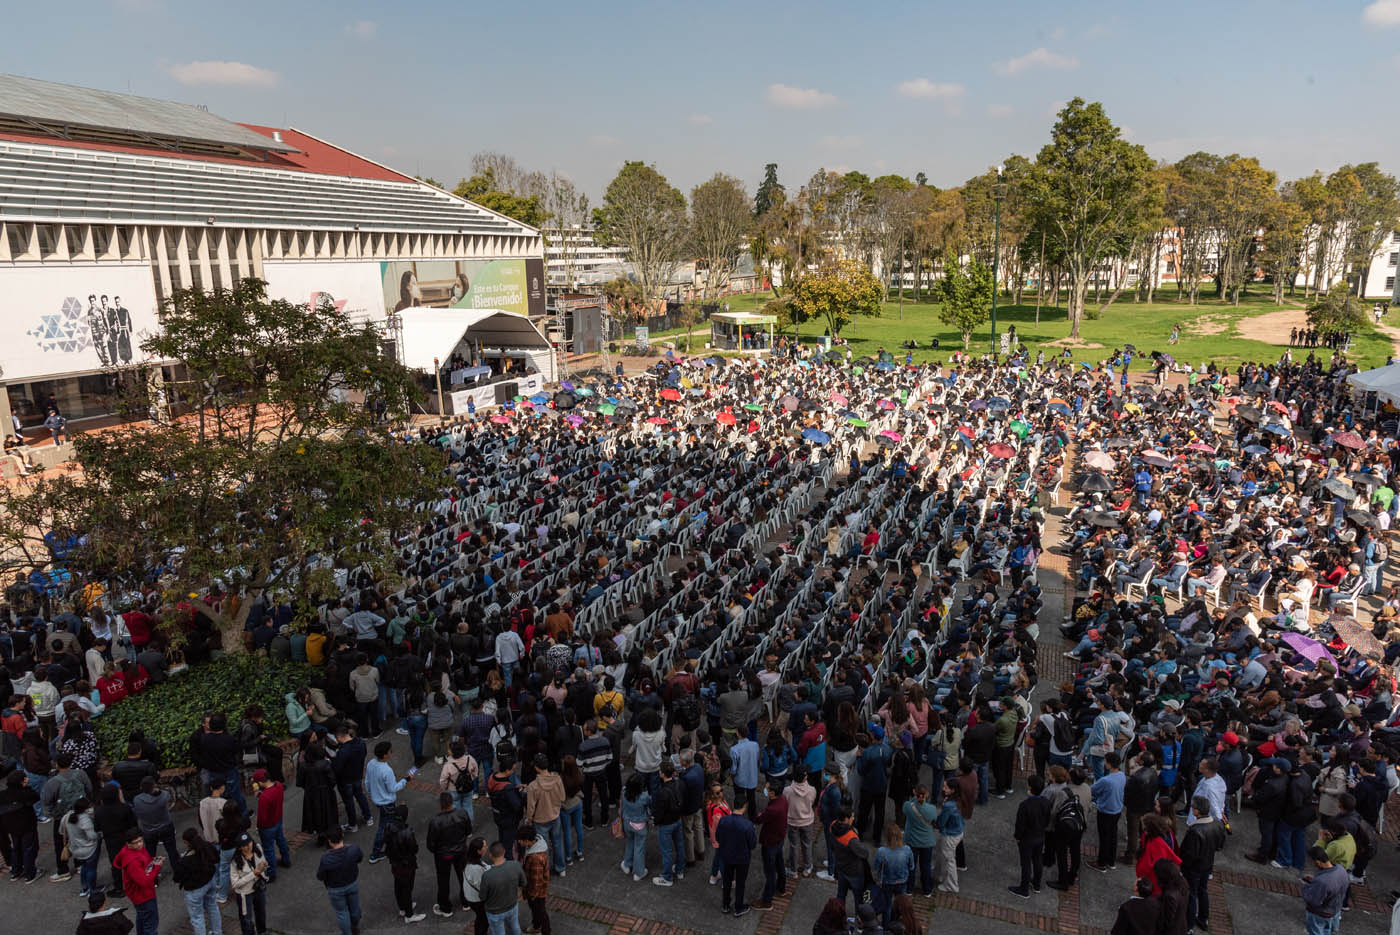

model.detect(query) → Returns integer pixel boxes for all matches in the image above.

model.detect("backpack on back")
[673,693,702,731]
[1054,793,1086,834]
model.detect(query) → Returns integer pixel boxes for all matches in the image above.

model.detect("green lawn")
[639,290,1394,369]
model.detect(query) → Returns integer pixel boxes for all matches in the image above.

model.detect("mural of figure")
[99,296,120,365]
[111,294,134,363]
[449,273,470,305]
[393,270,421,312]
[87,294,110,365]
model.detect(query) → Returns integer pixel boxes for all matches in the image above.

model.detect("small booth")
[394,307,557,414]
[710,311,776,354]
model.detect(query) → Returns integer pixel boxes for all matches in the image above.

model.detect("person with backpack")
[382,804,426,923]
[815,770,849,882]
[171,828,220,935]
[0,768,41,882]
[1178,795,1224,932]
[426,791,473,918]
[1277,758,1318,871]
[1045,765,1089,890]
[440,741,479,814]
[44,752,93,881]
[486,752,525,859]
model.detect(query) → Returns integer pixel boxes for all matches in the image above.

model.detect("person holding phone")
[113,829,162,935]
[229,832,270,935]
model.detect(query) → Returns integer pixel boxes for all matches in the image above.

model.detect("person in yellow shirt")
[1316,818,1355,871]
[305,626,328,666]
[593,674,624,728]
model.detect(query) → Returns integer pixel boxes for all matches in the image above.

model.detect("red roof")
[0,124,416,184]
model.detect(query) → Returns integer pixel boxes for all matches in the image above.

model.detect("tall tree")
[1211,155,1277,306]
[754,163,784,218]
[689,173,751,299]
[0,280,440,645]
[869,175,916,312]
[1329,163,1400,296]
[541,172,591,290]
[469,152,549,201]
[1025,99,1158,338]
[788,258,883,337]
[937,258,994,349]
[454,167,546,227]
[1260,192,1308,304]
[594,161,689,302]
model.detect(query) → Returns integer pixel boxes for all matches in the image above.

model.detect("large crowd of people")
[1,336,1398,935]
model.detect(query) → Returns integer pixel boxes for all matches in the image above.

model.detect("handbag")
[609,817,623,839]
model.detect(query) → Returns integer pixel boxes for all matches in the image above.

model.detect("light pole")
[990,164,1004,353]
[433,356,444,420]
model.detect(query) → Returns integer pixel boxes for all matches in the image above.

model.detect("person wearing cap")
[252,770,291,882]
[229,831,270,935]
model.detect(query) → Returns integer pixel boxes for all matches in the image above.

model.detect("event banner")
[381,259,536,318]
[262,260,385,326]
[0,264,158,382]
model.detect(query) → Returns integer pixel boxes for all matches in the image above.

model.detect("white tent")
[394,307,555,382]
[1347,363,1400,402]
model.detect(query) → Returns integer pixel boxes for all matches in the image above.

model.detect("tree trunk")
[1035,235,1046,325]
[1068,274,1089,339]
[1050,269,1060,308]
[962,330,971,350]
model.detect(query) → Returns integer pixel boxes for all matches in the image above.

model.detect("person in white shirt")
[1189,758,1227,823]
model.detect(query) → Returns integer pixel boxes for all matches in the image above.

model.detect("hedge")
[96,656,315,769]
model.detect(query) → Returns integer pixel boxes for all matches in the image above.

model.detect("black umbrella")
[1085,512,1122,528]
[1243,382,1270,395]
[1236,405,1262,423]
[1322,478,1356,500]
[1348,472,1383,489]
[1105,438,1136,449]
[553,391,577,410]
[1347,509,1378,528]
[1077,472,1114,492]
[876,435,896,448]
[824,350,845,362]
[800,399,821,412]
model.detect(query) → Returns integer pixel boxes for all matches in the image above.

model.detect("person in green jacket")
[901,785,939,896]
[285,690,313,746]
[991,701,1021,797]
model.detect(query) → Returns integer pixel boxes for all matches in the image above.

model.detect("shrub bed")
[96,656,314,768]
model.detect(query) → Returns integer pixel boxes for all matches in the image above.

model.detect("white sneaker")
[404,913,426,923]
[621,862,630,875]
[816,871,836,882]
[652,876,673,887]
[435,757,445,765]
[364,817,374,826]
[432,906,453,918]
[395,728,410,736]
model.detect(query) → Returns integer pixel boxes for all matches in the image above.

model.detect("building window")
[1393,230,1400,243]
[1388,276,1397,292]
[7,223,28,258]
[117,227,135,258]
[35,224,59,257]
[64,226,84,257]
[91,226,111,257]
[1389,252,1398,267]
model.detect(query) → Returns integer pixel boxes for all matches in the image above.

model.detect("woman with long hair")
[1135,814,1181,891]
[461,837,490,935]
[619,774,652,882]
[1153,858,1191,935]
[829,701,861,787]
[171,827,220,935]
[559,755,585,864]
[296,742,339,847]
[229,832,271,935]
[812,896,848,935]
[704,781,732,885]
[63,796,101,898]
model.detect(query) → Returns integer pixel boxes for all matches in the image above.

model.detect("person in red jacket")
[112,829,163,935]
[751,779,789,910]
[253,769,293,881]
[96,665,128,707]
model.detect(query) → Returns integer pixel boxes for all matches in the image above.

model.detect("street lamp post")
[433,356,444,420]
[990,164,1004,354]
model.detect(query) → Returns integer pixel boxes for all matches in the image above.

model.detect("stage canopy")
[1347,362,1400,403]
[394,307,551,372]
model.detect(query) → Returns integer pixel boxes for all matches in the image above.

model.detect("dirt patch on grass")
[1236,308,1309,345]
[1043,338,1105,349]
[1186,315,1229,336]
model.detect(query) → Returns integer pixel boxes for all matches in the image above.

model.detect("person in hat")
[252,770,291,882]
[229,831,270,935]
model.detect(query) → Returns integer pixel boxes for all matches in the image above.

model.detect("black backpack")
[673,694,702,731]
[452,760,476,796]
[1054,793,1086,834]
[1051,714,1074,751]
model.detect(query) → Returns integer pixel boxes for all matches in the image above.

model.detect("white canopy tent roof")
[1347,363,1400,402]
[394,307,554,377]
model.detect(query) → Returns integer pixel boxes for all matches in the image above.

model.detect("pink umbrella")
[1187,442,1215,454]
[1331,431,1365,450]
[647,416,669,425]
[987,442,1016,459]
[829,392,848,406]
[490,415,511,424]
[880,430,903,442]
[565,414,584,426]
[878,400,896,410]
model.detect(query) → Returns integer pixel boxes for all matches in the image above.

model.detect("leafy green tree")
[600,276,648,323]
[789,258,884,338]
[690,173,751,299]
[1024,99,1158,338]
[1212,155,1277,306]
[1307,282,1366,335]
[453,167,546,227]
[594,162,689,302]
[754,163,784,218]
[0,279,441,646]
[937,258,994,349]
[1329,162,1400,297]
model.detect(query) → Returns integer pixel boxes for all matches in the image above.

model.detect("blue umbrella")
[795,359,811,368]
[987,397,1011,411]
[1263,423,1291,436]
[1047,401,1071,415]
[802,428,831,445]
[528,393,549,405]
[1243,444,1269,455]
[874,361,895,371]
[561,381,575,391]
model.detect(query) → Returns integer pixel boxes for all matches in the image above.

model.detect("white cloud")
[1084,22,1112,39]
[894,78,966,114]
[1363,0,1400,26]
[819,134,863,150]
[167,60,278,88]
[345,20,377,39]
[687,114,713,125]
[765,82,838,110]
[986,104,1015,118]
[1048,25,1066,40]
[995,47,1079,77]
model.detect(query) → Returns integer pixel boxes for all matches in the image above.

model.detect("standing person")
[228,833,270,935]
[315,827,363,935]
[1301,845,1348,935]
[366,741,410,863]
[198,777,227,845]
[751,778,788,910]
[479,841,527,935]
[518,825,552,935]
[782,767,817,879]
[486,755,526,859]
[650,760,686,887]
[990,701,1020,797]
[43,751,92,881]
[1110,876,1160,935]
[715,796,757,917]
[1121,752,1157,865]
[934,778,964,892]
[1153,859,1190,935]
[872,823,914,924]
[730,731,761,817]
[557,756,586,866]
[0,769,41,882]
[1278,758,1318,872]
[331,725,371,833]
[829,809,869,909]
[63,797,102,898]
[619,775,651,882]
[425,691,457,765]
[440,741,479,815]
[214,799,251,905]
[250,770,291,882]
[349,654,382,739]
[297,743,340,848]
[75,892,133,935]
[854,731,891,841]
[382,804,427,924]
[426,792,472,918]
[816,770,849,882]
[93,784,136,897]
[901,785,938,897]
[171,828,220,935]
[1089,752,1125,872]
[1046,766,1089,890]
[112,829,163,935]
[523,754,566,878]
[461,838,490,935]
[576,719,613,829]
[1008,774,1051,899]
[678,749,707,869]
[1177,796,1223,933]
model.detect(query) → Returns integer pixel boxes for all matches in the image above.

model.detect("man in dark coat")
[1110,876,1160,935]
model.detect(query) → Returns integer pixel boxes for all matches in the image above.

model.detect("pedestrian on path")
[518,825,552,935]
[1008,774,1050,899]
[250,771,291,882]
[112,829,162,935]
[366,741,410,863]
[426,792,472,917]
[170,828,220,935]
[383,805,426,924]
[479,841,527,935]
[315,827,363,935]
[715,796,757,917]
[228,833,270,935]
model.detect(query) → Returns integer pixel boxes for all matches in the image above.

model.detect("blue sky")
[9,0,1400,202]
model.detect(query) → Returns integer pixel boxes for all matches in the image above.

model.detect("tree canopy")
[936,258,994,349]
[594,161,689,302]
[788,258,884,337]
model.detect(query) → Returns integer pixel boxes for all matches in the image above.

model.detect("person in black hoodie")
[383,804,426,923]
[1277,759,1318,872]
[1245,759,1288,865]
[75,892,134,935]
[197,714,245,815]
[1008,774,1051,898]
[0,769,40,882]
[297,743,340,847]
[93,784,138,897]
[171,827,220,935]
[1121,753,1158,864]
[1177,796,1224,931]
[331,726,371,832]
[426,791,473,917]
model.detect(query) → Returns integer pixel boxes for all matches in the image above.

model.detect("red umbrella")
[957,425,975,439]
[987,443,1016,459]
[1331,431,1365,450]
[660,388,681,402]
[1269,401,1290,415]
[746,420,760,434]
[647,416,669,425]
[1187,442,1215,454]
[716,411,736,426]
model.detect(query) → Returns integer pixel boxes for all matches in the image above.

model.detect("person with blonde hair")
[872,822,913,923]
